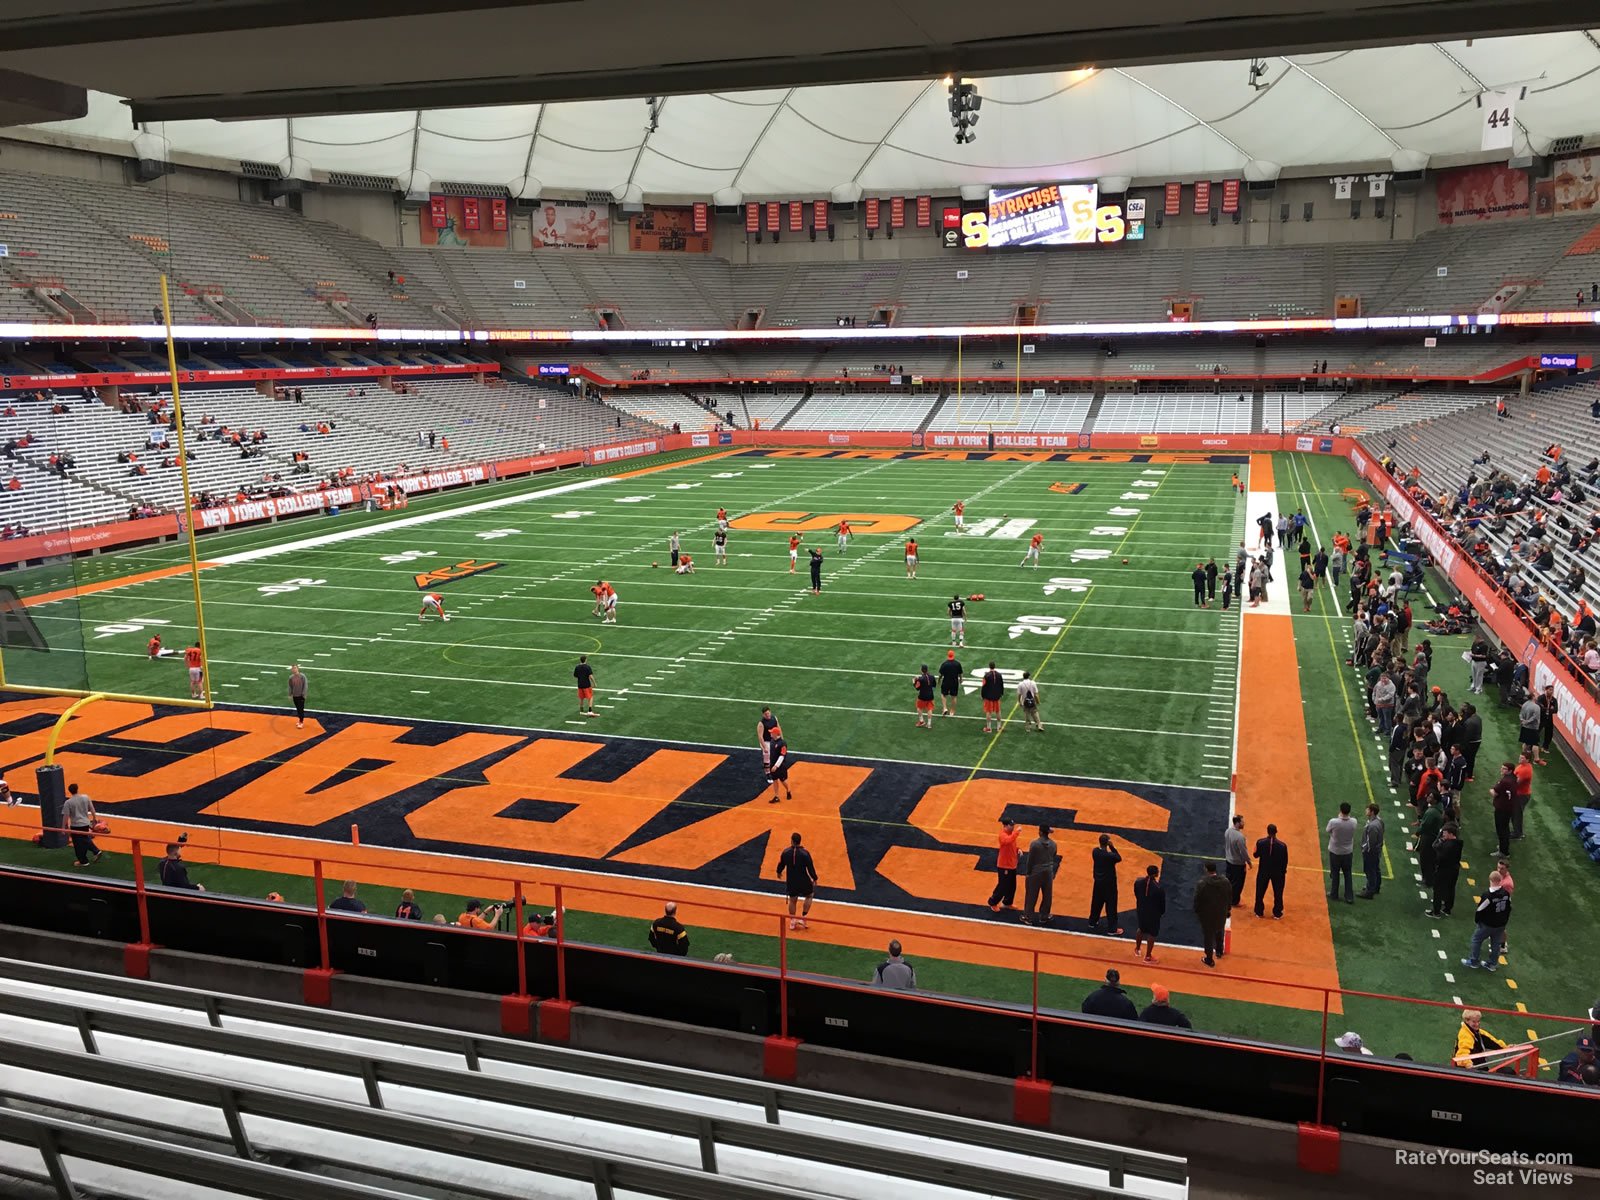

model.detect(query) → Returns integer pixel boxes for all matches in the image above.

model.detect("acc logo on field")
[729,512,921,534]
[414,559,503,588]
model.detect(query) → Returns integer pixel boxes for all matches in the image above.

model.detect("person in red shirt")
[988,816,1020,912]
[590,581,607,618]
[183,642,205,700]
[836,519,851,554]
[904,538,919,579]
[419,592,448,622]
[1021,532,1043,568]
[1512,752,1534,842]
[147,634,164,661]
[952,500,966,531]
[786,534,801,573]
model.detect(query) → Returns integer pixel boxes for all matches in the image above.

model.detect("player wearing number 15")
[948,595,966,647]
[184,642,205,700]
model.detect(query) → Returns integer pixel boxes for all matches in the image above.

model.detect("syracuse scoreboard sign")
[947,183,1144,249]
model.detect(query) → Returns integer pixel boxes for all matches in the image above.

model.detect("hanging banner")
[764,201,780,232]
[1193,180,1211,214]
[1436,163,1529,224]
[489,198,508,231]
[1163,182,1181,216]
[890,196,906,228]
[421,195,507,248]
[916,195,932,227]
[1221,180,1240,213]
[692,202,708,234]
[1552,155,1600,214]
[812,199,829,230]
[865,197,881,229]
[1332,176,1355,200]
[1479,88,1524,153]
[745,202,760,233]
[532,202,609,250]
[1368,175,1388,198]
[788,200,803,232]
[628,206,713,253]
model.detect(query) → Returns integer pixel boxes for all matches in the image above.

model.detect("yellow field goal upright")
[948,330,1040,429]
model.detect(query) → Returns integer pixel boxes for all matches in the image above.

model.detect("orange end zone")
[1248,452,1277,492]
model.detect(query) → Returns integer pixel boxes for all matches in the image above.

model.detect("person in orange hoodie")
[987,816,1020,913]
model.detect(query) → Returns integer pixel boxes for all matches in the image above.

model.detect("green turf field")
[5,449,1244,783]
[1,447,1594,1074]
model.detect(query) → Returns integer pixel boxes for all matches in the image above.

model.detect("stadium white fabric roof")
[23,32,1600,199]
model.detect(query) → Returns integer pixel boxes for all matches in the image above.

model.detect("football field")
[9,448,1244,786]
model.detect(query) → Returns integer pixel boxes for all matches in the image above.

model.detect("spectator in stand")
[1558,1037,1598,1086]
[872,940,917,990]
[329,880,368,914]
[158,841,203,890]
[1081,968,1138,1020]
[456,899,502,929]
[1454,1009,1517,1073]
[394,889,423,920]
[1139,985,1192,1030]
[647,901,690,955]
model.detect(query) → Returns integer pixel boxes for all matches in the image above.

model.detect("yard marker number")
[1008,614,1066,640]
[380,550,438,564]
[258,577,326,596]
[93,617,170,639]
[1042,576,1092,595]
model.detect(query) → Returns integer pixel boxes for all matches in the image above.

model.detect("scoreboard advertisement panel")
[985,182,1100,247]
[959,182,1135,249]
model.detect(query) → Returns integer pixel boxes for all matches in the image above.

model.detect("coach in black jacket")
[1081,969,1138,1020]
[647,902,690,955]
[1252,825,1289,918]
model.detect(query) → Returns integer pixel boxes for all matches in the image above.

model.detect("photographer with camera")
[455,899,502,930]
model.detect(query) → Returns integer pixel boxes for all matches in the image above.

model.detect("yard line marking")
[410,689,430,695]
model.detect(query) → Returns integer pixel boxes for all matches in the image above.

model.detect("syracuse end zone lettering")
[0,697,1225,933]
[729,511,921,534]
[413,559,503,588]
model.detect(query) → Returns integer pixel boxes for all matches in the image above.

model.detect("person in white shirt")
[1017,671,1042,732]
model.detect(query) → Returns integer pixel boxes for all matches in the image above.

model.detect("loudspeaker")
[738,987,769,1035]
[423,941,450,987]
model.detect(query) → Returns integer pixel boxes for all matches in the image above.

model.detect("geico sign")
[961,205,1127,248]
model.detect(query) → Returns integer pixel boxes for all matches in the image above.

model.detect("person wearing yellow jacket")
[1454,1009,1516,1073]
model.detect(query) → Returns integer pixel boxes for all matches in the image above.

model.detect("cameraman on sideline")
[456,899,503,930]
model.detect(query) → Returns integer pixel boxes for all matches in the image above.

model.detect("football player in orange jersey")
[183,641,205,699]
[904,537,919,579]
[419,592,449,622]
[1021,532,1043,567]
[952,500,966,531]
[788,534,800,573]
